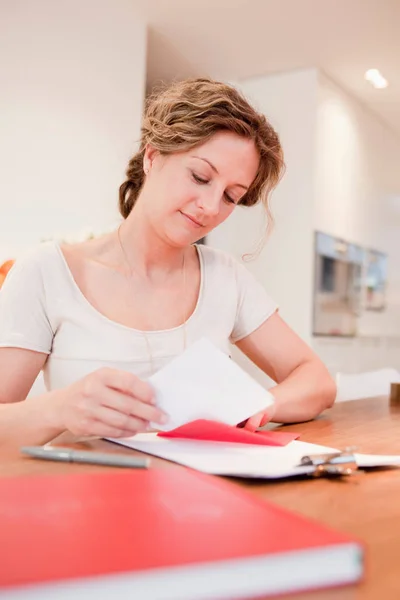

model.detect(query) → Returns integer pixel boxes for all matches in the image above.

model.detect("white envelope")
[148,337,274,431]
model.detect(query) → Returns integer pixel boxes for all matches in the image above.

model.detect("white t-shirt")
[0,242,277,391]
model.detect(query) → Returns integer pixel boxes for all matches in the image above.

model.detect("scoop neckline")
[52,241,205,335]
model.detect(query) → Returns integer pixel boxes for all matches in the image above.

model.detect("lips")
[180,211,205,227]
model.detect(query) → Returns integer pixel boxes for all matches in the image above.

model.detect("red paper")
[158,419,299,446]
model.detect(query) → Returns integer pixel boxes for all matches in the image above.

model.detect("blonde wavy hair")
[119,78,284,227]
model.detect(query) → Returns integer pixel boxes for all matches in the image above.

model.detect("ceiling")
[137,0,400,137]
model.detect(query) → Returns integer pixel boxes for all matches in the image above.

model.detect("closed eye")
[192,171,237,205]
[192,172,209,185]
[224,193,237,204]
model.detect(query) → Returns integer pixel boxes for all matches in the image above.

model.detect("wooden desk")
[2,396,400,600]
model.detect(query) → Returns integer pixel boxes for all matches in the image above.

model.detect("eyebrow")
[191,156,249,191]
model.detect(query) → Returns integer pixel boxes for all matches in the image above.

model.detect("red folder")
[0,468,363,599]
[158,418,299,446]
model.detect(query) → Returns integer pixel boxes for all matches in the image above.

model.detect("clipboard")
[109,434,400,480]
[297,449,359,477]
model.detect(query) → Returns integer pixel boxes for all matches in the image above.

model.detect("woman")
[0,78,336,448]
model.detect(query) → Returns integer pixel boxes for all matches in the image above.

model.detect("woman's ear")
[143,144,159,175]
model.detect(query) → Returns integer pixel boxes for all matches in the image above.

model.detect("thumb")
[259,403,276,427]
[242,411,264,432]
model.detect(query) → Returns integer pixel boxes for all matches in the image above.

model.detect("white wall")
[0,0,147,262]
[312,74,400,374]
[314,73,400,338]
[208,69,319,345]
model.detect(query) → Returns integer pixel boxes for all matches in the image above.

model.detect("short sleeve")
[0,252,54,353]
[230,262,278,343]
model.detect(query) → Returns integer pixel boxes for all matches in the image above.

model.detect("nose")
[197,189,220,217]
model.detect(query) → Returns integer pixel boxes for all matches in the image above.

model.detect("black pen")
[20,446,150,468]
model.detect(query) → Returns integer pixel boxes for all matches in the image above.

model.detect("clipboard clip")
[299,447,360,478]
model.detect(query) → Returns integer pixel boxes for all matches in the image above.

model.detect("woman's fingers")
[242,406,276,432]
[77,418,141,439]
[98,386,168,426]
[98,368,155,404]
[259,404,276,427]
[242,411,263,432]
[89,405,149,434]
[59,368,170,438]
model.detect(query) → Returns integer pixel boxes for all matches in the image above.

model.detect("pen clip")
[299,447,360,478]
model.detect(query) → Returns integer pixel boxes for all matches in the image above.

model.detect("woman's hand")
[240,403,276,432]
[50,367,167,438]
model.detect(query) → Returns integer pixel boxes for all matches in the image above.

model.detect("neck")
[117,204,186,280]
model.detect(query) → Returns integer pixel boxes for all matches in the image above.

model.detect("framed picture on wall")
[365,249,387,311]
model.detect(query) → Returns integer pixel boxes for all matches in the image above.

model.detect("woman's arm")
[236,313,336,428]
[0,347,64,448]
[0,348,167,451]
[0,347,48,404]
[0,394,65,450]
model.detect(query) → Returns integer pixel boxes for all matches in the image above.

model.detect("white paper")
[148,338,274,431]
[354,453,400,467]
[109,433,400,480]
[110,434,335,478]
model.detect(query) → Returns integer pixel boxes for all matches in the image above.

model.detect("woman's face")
[140,131,260,247]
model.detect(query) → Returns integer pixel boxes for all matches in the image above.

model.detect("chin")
[162,226,204,248]
[162,231,193,249]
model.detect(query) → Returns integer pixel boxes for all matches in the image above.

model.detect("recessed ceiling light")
[364,69,388,89]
